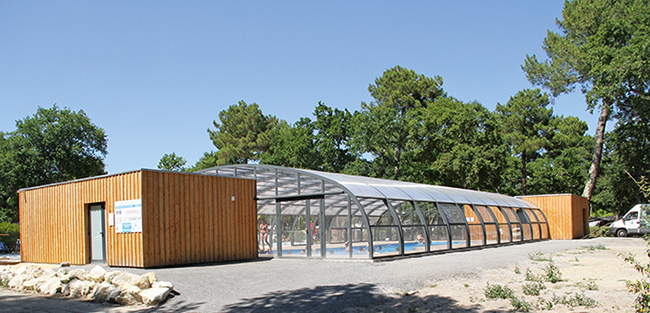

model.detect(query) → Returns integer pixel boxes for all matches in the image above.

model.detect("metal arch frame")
[196,164,549,259]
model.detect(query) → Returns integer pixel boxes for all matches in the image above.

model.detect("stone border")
[0,264,174,306]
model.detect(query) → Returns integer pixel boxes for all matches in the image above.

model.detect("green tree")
[496,89,554,195]
[523,0,650,200]
[261,118,321,169]
[527,116,593,195]
[353,66,445,180]
[187,151,219,172]
[157,153,187,172]
[312,103,356,173]
[0,105,107,222]
[409,98,507,191]
[208,101,278,165]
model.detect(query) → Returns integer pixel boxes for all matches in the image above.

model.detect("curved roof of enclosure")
[196,164,536,211]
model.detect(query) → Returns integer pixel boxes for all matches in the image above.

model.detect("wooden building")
[521,194,589,240]
[18,169,257,268]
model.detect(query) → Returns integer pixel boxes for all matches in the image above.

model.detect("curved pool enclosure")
[197,165,549,259]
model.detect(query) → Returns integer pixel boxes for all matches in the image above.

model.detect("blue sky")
[1,1,595,174]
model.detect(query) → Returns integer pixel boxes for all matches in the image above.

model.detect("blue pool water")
[279,241,454,256]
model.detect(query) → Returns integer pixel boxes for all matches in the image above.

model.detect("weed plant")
[484,283,514,299]
[543,262,563,283]
[522,281,546,296]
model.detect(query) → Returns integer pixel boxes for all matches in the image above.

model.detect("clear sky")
[1,1,596,174]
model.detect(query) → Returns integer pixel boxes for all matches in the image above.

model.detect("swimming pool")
[279,241,455,256]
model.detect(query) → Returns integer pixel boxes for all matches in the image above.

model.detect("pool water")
[279,241,454,256]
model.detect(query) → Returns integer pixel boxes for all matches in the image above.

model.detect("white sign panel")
[115,199,142,233]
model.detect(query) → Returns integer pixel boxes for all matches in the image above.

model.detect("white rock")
[152,281,174,289]
[22,277,37,291]
[116,285,142,306]
[106,286,122,303]
[144,272,157,285]
[140,287,171,306]
[68,278,96,298]
[91,282,113,302]
[8,274,30,289]
[13,265,28,275]
[112,272,150,290]
[39,277,62,295]
[88,265,107,283]
[104,271,123,284]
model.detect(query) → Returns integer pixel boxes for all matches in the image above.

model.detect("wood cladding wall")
[522,194,589,240]
[20,171,143,266]
[19,170,257,268]
[141,171,257,268]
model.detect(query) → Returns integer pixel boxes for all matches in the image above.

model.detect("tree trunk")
[582,103,610,200]
[394,146,401,179]
[521,150,527,196]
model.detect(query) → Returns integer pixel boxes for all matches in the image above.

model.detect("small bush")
[522,281,546,296]
[0,222,19,252]
[484,283,514,299]
[525,268,543,282]
[544,262,563,283]
[510,295,532,312]
[552,292,598,308]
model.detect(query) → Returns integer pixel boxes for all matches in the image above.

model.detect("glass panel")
[403,226,428,255]
[485,224,499,245]
[475,206,496,223]
[541,223,549,239]
[350,208,369,259]
[438,203,465,223]
[371,226,400,257]
[449,225,468,248]
[429,225,449,251]
[490,206,510,243]
[279,214,307,257]
[417,202,445,225]
[391,200,424,226]
[464,205,484,247]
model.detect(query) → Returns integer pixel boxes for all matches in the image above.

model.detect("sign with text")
[115,199,142,233]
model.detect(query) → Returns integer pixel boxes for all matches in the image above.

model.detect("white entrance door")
[89,204,106,260]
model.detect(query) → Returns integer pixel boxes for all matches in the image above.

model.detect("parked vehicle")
[610,204,650,237]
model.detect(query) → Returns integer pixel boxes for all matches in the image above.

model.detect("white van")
[609,204,650,237]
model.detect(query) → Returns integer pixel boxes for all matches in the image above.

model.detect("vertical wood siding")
[522,194,589,240]
[19,171,143,266]
[141,171,257,268]
[19,170,257,268]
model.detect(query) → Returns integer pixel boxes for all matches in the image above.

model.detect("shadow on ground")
[221,283,499,313]
[0,289,203,313]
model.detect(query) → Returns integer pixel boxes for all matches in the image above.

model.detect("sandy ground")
[1,237,649,312]
[363,237,648,312]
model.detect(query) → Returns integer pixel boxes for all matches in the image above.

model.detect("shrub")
[0,222,19,252]
[522,281,546,296]
[484,283,514,299]
[544,262,563,283]
[510,295,532,312]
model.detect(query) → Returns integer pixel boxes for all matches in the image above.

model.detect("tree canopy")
[208,100,278,165]
[0,105,107,222]
[523,0,650,199]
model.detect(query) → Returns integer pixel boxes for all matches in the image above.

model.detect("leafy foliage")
[208,100,278,165]
[0,105,107,222]
[157,153,187,172]
[0,222,19,252]
[523,0,650,199]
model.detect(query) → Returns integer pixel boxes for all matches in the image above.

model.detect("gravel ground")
[0,237,640,312]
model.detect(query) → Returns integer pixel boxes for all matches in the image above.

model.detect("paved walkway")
[0,237,636,312]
